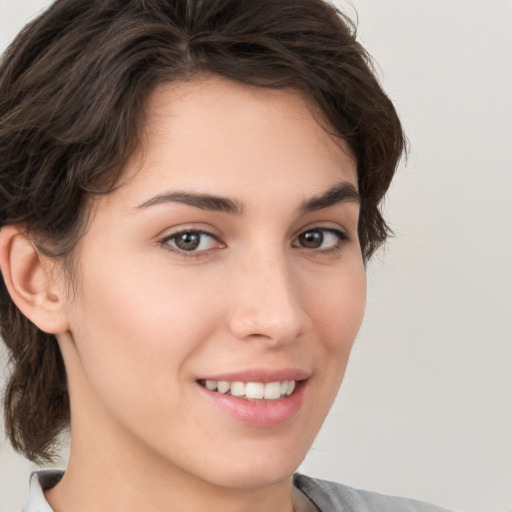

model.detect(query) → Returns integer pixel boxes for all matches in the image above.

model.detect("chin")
[192,442,308,490]
[211,463,299,491]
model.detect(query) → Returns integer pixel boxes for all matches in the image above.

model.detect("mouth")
[197,379,297,401]
[196,373,308,427]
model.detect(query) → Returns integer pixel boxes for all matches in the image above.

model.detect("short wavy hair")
[0,0,405,462]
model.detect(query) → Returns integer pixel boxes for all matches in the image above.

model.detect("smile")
[198,379,296,400]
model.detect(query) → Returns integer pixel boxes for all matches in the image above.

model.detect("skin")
[31,77,366,512]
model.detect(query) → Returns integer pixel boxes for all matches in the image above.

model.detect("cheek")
[305,262,366,354]
[65,262,220,411]
[295,262,366,442]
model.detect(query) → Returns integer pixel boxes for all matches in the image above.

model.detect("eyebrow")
[137,191,244,214]
[136,181,359,215]
[299,182,360,214]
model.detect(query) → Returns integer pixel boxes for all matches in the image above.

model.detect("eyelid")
[159,227,224,257]
[157,223,351,258]
[293,223,350,240]
[292,226,350,251]
[156,222,222,244]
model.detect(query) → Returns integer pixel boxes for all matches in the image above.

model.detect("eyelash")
[159,229,221,258]
[159,227,349,258]
[292,228,349,255]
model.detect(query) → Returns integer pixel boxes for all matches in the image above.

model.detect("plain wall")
[1,1,511,511]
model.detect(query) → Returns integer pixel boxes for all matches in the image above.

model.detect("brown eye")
[163,230,220,253]
[298,230,324,248]
[174,232,201,251]
[293,228,347,250]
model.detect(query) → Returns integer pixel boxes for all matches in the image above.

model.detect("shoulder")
[293,474,452,512]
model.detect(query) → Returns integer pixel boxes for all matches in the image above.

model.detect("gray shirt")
[21,470,451,512]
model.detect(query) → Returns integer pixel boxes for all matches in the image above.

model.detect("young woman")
[0,0,450,510]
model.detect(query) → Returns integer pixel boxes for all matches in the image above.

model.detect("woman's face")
[59,76,366,489]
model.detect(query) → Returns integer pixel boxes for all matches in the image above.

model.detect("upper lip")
[197,368,310,383]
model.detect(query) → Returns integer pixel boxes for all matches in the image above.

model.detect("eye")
[293,228,347,251]
[161,230,221,254]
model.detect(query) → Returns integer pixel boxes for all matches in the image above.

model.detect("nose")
[227,250,310,347]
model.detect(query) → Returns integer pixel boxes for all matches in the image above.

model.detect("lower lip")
[197,381,307,427]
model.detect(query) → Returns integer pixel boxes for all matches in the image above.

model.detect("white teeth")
[264,382,282,400]
[201,379,298,400]
[205,380,217,390]
[217,381,230,394]
[230,381,246,397]
[245,382,265,399]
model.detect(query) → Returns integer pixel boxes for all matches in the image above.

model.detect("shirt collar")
[21,470,64,512]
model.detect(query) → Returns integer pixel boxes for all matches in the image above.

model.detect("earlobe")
[0,225,70,334]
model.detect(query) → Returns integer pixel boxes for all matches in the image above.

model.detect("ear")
[0,225,70,334]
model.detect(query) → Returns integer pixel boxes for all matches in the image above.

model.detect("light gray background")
[1,1,511,511]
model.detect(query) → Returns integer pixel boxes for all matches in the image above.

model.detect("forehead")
[115,76,357,206]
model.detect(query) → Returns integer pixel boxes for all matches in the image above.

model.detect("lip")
[195,368,310,428]
[196,367,310,383]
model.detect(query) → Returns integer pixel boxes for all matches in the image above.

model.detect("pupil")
[176,232,200,251]
[300,230,323,248]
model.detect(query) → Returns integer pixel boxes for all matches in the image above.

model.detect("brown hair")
[0,0,405,462]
